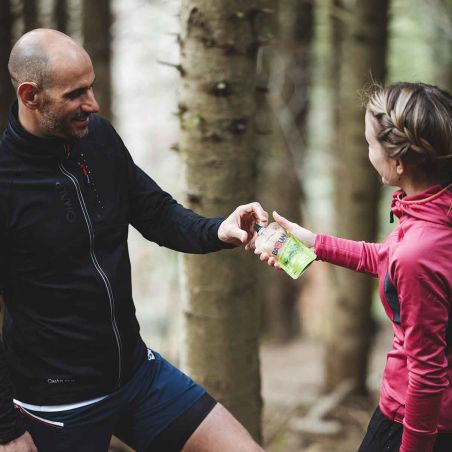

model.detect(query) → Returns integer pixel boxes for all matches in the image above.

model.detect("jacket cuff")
[209,217,236,250]
[400,425,437,452]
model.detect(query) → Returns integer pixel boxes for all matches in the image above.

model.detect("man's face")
[37,53,99,139]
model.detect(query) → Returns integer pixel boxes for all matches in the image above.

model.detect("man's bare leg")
[182,404,264,452]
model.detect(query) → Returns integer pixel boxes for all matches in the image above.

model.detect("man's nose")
[82,88,100,113]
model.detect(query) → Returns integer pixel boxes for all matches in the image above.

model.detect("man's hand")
[217,202,268,250]
[0,432,37,452]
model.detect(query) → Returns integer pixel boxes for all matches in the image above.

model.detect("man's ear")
[17,82,40,110]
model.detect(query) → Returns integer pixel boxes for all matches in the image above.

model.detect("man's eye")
[67,90,83,100]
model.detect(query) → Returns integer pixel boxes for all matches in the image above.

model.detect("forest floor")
[261,324,392,452]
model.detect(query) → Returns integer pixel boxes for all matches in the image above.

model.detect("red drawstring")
[78,163,90,184]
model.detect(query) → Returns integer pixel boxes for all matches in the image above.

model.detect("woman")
[256,82,452,452]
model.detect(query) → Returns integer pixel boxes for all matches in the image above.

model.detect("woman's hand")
[254,211,317,268]
[272,211,317,247]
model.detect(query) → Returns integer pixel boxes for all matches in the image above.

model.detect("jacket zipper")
[58,157,122,388]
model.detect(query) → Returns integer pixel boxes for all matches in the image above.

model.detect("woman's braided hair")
[366,82,452,183]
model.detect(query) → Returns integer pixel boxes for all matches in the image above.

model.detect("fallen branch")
[289,379,354,436]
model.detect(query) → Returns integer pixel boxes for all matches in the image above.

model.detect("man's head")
[9,28,99,139]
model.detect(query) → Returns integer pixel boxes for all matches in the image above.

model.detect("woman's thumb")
[273,211,291,230]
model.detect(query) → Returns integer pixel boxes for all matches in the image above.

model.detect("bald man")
[0,29,267,452]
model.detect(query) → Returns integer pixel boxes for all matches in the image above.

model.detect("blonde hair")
[366,82,452,183]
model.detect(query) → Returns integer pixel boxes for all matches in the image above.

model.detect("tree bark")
[22,0,38,32]
[330,0,345,132]
[432,0,452,93]
[179,1,264,440]
[259,0,314,342]
[0,0,13,132]
[326,0,389,394]
[82,0,112,122]
[53,0,68,34]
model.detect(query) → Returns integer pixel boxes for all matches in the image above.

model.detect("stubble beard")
[40,98,89,140]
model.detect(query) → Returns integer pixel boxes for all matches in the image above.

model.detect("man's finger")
[241,202,268,223]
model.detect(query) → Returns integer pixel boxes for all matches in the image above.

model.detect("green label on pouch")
[278,235,316,279]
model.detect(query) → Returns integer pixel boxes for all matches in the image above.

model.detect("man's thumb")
[231,227,248,244]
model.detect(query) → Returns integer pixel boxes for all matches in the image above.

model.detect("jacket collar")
[4,101,73,161]
[390,183,452,227]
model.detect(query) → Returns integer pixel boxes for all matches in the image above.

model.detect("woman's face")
[365,110,399,186]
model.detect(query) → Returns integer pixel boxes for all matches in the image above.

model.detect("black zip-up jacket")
[0,103,228,443]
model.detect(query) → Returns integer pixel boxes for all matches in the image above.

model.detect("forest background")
[0,0,451,451]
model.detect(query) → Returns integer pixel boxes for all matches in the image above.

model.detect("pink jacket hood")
[391,183,452,227]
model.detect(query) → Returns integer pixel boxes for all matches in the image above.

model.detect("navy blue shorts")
[16,350,216,452]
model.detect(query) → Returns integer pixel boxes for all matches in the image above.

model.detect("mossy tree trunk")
[326,0,389,394]
[82,0,112,122]
[179,1,265,440]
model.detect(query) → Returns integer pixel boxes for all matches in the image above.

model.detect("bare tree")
[82,0,112,122]
[0,0,13,131]
[326,0,390,394]
[258,0,315,342]
[22,0,38,32]
[330,0,345,131]
[425,0,452,91]
[179,0,265,440]
[53,0,68,34]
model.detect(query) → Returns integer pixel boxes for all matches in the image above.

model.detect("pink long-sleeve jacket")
[315,183,452,452]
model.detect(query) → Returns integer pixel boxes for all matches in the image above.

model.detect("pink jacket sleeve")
[314,234,381,277]
[394,252,450,452]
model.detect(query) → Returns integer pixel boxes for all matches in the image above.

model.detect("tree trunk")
[432,0,452,93]
[22,0,38,32]
[258,0,314,342]
[82,0,112,122]
[179,1,263,441]
[326,0,389,394]
[0,0,13,132]
[53,0,68,34]
[330,0,345,131]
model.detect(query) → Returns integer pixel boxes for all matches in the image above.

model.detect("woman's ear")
[395,158,406,177]
[17,82,40,110]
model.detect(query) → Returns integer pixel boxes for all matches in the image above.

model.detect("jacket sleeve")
[0,343,25,444]
[0,188,26,443]
[107,122,232,253]
[394,252,449,452]
[314,234,381,277]
[128,164,230,253]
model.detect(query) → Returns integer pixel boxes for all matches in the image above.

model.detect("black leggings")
[358,406,452,452]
